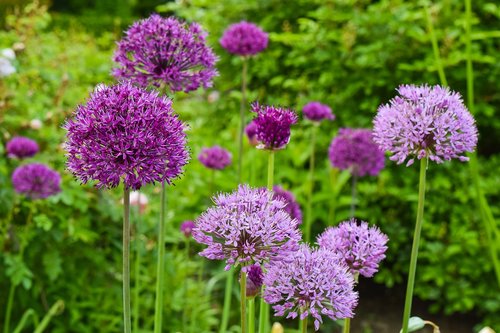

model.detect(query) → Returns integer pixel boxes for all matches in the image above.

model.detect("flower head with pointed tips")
[302,101,335,122]
[251,103,298,150]
[193,185,301,270]
[220,21,268,56]
[373,84,478,166]
[272,185,302,224]
[198,146,232,170]
[12,163,61,199]
[6,136,39,159]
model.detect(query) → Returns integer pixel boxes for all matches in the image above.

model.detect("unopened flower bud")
[245,264,263,298]
[271,322,284,333]
[30,119,42,130]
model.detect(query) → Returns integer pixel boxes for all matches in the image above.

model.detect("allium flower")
[6,136,39,159]
[12,163,61,199]
[245,120,259,146]
[64,82,189,190]
[272,185,302,224]
[264,245,358,331]
[0,58,16,77]
[30,119,43,130]
[1,48,15,60]
[220,21,269,56]
[113,14,218,92]
[245,264,264,298]
[329,128,385,177]
[181,220,195,238]
[373,84,478,166]
[193,185,301,270]
[198,146,232,170]
[121,191,149,213]
[302,101,335,122]
[317,219,388,278]
[251,103,298,150]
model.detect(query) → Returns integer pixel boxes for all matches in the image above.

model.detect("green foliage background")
[0,0,499,332]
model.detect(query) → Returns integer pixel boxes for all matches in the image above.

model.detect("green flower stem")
[133,194,142,333]
[3,282,16,333]
[304,125,318,242]
[240,270,248,333]
[267,151,275,191]
[401,158,427,333]
[424,3,447,87]
[123,188,132,333]
[350,173,358,218]
[248,298,255,333]
[301,315,308,333]
[238,57,248,184]
[153,183,167,333]
[219,268,234,333]
[182,237,190,332]
[343,318,351,333]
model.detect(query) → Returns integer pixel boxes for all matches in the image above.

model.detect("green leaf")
[400,317,426,333]
[43,250,63,281]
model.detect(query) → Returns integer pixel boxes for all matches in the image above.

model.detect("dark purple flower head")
[245,264,264,298]
[245,120,259,146]
[12,163,61,199]
[374,84,478,166]
[113,14,218,92]
[317,219,388,278]
[329,128,385,177]
[272,185,302,224]
[251,102,298,150]
[6,136,39,159]
[220,21,268,56]
[302,102,335,122]
[180,220,195,238]
[64,82,189,190]
[264,245,358,331]
[193,184,301,270]
[198,146,232,170]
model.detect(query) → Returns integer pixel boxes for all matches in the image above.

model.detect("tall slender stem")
[3,282,16,333]
[248,298,255,333]
[301,315,308,333]
[182,238,190,332]
[133,193,142,333]
[238,58,248,184]
[424,3,448,86]
[343,318,351,333]
[350,174,358,218]
[240,270,248,333]
[267,151,274,191]
[304,125,317,242]
[123,188,132,333]
[401,158,427,333]
[154,183,167,333]
[220,268,234,333]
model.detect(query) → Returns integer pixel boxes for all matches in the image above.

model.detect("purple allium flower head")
[245,120,259,146]
[373,84,478,166]
[245,264,264,298]
[329,128,385,177]
[317,219,389,278]
[198,146,232,170]
[113,14,218,93]
[193,184,301,270]
[302,101,335,122]
[12,163,61,199]
[263,245,358,331]
[180,220,195,238]
[272,185,302,224]
[6,136,39,159]
[63,82,189,190]
[220,21,269,56]
[251,102,298,150]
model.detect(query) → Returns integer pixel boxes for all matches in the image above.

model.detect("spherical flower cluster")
[113,14,218,92]
[263,245,358,331]
[251,102,298,150]
[317,219,388,278]
[12,163,61,199]
[122,191,149,213]
[180,220,195,238]
[245,264,264,298]
[373,84,478,166]
[245,120,259,146]
[272,185,302,224]
[198,146,232,170]
[193,185,301,270]
[302,101,335,122]
[6,136,39,159]
[329,128,385,177]
[220,21,269,56]
[64,82,189,190]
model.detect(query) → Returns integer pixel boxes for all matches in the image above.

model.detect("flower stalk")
[240,270,248,333]
[123,188,132,333]
[238,57,248,183]
[304,124,317,242]
[153,183,167,333]
[248,298,256,333]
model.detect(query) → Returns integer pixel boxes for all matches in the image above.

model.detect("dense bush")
[0,0,498,332]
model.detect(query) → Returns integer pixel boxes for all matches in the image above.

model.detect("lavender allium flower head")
[64,82,189,190]
[251,102,298,150]
[198,146,232,170]
[303,101,335,122]
[272,185,302,224]
[245,264,264,298]
[264,245,358,331]
[329,128,385,177]
[245,120,259,146]
[6,136,39,159]
[180,220,195,238]
[373,84,478,166]
[193,184,301,270]
[12,163,61,199]
[113,14,218,92]
[220,21,269,56]
[317,219,388,278]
